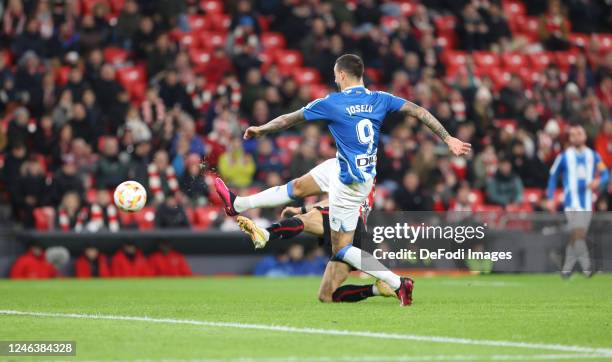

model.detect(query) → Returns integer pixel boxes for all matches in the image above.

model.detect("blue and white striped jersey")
[547,147,609,211]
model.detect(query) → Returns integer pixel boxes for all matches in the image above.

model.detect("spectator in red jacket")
[75,244,111,278]
[148,241,193,277]
[111,242,153,277]
[10,243,57,279]
[595,120,612,169]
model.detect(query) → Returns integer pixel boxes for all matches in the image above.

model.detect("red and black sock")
[266,217,305,241]
[332,284,374,303]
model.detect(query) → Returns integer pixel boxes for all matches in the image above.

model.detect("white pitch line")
[1,310,612,358]
[33,354,612,362]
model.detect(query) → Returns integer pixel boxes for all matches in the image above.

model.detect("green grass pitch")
[1,274,611,361]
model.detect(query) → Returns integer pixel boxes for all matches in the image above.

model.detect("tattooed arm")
[400,100,450,141]
[243,109,305,139]
[399,101,471,156]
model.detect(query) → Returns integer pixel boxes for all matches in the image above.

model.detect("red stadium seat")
[116,66,146,102]
[523,188,544,205]
[33,207,55,231]
[474,204,503,226]
[200,0,224,14]
[308,83,330,100]
[512,16,539,43]
[133,207,156,230]
[473,52,500,73]
[380,16,400,32]
[275,50,303,76]
[501,53,528,73]
[172,31,200,49]
[189,49,211,73]
[555,51,578,73]
[193,206,221,230]
[81,0,108,15]
[293,67,321,86]
[527,52,555,71]
[502,0,526,17]
[116,66,146,87]
[205,14,230,31]
[399,2,416,17]
[569,33,589,48]
[435,34,456,51]
[276,135,302,154]
[86,189,97,204]
[468,189,485,207]
[109,0,125,14]
[443,50,469,76]
[261,32,286,51]
[55,66,71,86]
[595,34,612,51]
[188,15,207,32]
[118,209,135,226]
[199,32,227,50]
[103,47,129,65]
[434,15,456,35]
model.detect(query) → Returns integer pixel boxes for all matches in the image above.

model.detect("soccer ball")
[114,181,147,212]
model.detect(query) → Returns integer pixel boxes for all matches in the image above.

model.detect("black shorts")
[314,206,364,250]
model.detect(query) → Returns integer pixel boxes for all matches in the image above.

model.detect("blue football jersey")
[302,85,406,185]
[547,147,605,211]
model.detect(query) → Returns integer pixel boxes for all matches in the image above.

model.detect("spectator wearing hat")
[75,245,111,278]
[10,242,57,279]
[148,241,192,277]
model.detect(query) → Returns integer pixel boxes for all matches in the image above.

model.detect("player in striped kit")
[546,124,609,278]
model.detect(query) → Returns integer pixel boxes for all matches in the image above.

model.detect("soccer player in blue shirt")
[215,54,471,306]
[546,124,609,278]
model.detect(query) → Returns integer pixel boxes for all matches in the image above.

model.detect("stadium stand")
[0,0,609,234]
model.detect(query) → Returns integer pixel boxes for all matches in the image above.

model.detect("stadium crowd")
[0,0,611,233]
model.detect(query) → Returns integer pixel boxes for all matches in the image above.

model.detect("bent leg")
[318,261,350,302]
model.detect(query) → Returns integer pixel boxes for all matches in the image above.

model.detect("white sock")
[339,246,402,290]
[371,284,380,296]
[234,184,294,213]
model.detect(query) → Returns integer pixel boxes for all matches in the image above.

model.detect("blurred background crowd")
[0,0,611,234]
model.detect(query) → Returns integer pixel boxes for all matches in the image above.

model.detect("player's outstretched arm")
[243,109,305,139]
[399,101,471,156]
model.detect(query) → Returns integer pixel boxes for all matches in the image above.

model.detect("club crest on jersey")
[346,105,373,116]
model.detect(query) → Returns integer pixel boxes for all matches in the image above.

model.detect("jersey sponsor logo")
[355,153,377,167]
[346,105,373,116]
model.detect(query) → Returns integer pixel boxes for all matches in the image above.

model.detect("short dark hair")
[335,54,364,79]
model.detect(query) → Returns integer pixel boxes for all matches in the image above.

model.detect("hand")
[588,179,600,191]
[243,126,262,140]
[445,136,472,156]
[281,206,302,218]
